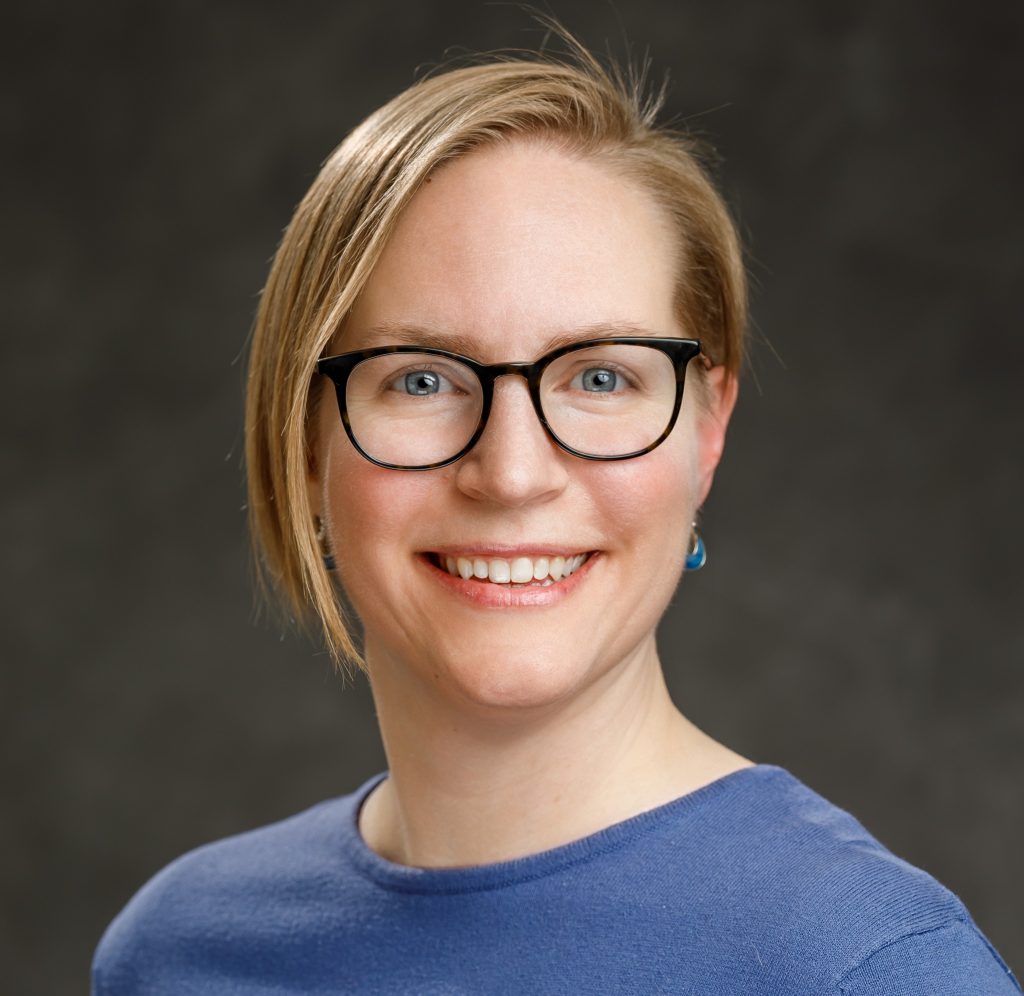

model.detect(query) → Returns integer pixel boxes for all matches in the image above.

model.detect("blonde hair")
[245,42,748,671]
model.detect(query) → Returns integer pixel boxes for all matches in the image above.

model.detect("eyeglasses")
[315,336,705,471]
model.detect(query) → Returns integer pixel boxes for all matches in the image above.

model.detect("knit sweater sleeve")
[835,918,1022,995]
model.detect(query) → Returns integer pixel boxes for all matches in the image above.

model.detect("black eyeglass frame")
[315,336,706,471]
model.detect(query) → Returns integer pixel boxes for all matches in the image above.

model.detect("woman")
[92,41,1021,995]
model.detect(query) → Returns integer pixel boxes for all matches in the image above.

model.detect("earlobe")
[307,451,336,571]
[306,476,321,522]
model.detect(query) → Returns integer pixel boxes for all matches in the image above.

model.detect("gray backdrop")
[4,1,1022,991]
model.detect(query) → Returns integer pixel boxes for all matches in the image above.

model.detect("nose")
[453,374,570,507]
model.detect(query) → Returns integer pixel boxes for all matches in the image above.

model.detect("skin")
[308,138,751,868]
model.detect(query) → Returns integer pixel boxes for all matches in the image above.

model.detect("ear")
[306,458,322,522]
[306,400,325,523]
[694,366,739,508]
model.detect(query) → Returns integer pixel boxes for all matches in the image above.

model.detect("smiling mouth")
[425,552,594,587]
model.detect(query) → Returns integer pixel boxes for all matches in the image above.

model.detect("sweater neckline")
[338,763,789,894]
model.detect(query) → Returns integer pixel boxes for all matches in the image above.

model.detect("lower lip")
[416,553,600,608]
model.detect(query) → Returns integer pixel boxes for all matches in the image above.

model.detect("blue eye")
[403,371,442,395]
[579,368,618,392]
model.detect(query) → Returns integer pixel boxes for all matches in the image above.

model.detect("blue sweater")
[92,764,1021,994]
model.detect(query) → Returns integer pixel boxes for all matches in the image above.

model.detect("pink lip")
[416,551,600,608]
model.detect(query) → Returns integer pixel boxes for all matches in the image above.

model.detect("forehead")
[342,140,682,361]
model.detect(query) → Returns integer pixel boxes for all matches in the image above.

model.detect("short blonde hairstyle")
[245,42,748,671]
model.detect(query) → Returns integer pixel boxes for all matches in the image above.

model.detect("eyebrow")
[355,320,671,359]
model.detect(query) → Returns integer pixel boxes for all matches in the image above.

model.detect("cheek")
[589,440,696,561]
[320,438,437,584]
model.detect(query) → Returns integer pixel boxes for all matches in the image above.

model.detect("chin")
[433,642,600,716]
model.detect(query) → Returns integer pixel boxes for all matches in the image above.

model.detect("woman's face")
[311,140,736,713]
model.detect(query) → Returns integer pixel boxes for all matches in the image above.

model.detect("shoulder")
[643,764,1021,992]
[91,786,369,995]
[835,917,1022,994]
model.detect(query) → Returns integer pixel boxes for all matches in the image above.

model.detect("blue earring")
[316,517,336,571]
[685,523,706,571]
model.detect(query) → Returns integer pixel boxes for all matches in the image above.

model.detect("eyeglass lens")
[344,343,679,467]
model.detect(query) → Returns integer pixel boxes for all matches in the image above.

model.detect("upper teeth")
[441,554,589,584]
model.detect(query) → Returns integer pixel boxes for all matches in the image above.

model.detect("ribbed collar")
[338,763,790,894]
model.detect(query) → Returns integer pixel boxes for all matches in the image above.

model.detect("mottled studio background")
[3,0,1022,991]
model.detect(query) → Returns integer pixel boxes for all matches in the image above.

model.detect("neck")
[358,634,752,868]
